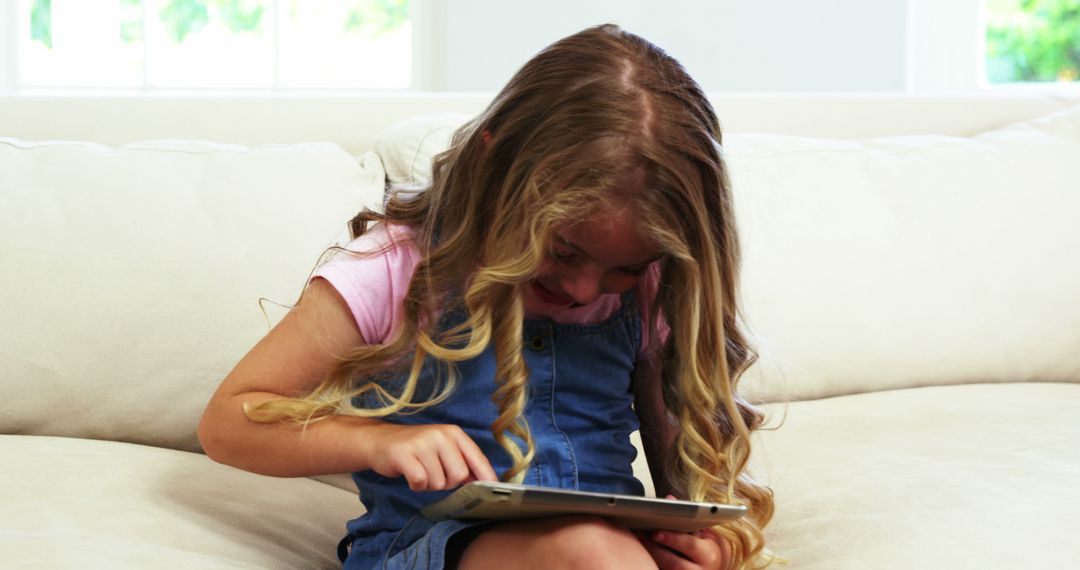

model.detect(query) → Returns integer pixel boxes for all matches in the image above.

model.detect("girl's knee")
[459,515,654,569]
[545,515,653,569]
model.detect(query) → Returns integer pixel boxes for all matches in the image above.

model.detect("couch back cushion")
[376,107,1080,403]
[732,105,1080,402]
[0,139,385,452]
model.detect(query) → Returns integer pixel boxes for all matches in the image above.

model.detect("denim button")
[528,336,546,351]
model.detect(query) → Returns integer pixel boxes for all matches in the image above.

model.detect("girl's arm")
[197,277,497,488]
[633,358,735,569]
[631,354,675,498]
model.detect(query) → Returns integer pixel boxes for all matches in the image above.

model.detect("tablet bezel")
[420,481,747,532]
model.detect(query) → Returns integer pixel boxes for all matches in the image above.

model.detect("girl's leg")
[454,514,656,570]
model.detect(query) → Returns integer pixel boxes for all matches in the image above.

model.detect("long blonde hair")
[249,24,774,568]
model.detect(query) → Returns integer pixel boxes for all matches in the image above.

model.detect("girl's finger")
[436,443,472,488]
[397,455,429,492]
[703,529,733,567]
[414,449,447,491]
[653,531,717,567]
[454,430,498,482]
[642,538,697,570]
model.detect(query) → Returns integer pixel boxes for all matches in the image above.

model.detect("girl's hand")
[363,423,498,491]
[640,495,733,570]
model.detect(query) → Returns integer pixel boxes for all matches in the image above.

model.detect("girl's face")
[524,205,661,316]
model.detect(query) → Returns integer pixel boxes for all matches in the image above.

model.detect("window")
[984,0,1080,85]
[11,0,411,91]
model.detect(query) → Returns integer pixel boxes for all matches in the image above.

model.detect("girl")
[199,24,773,569]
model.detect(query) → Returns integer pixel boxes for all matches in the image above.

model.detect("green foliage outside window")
[986,0,1080,82]
[27,0,409,49]
[30,0,51,49]
[346,0,409,37]
[120,0,144,44]
[160,0,266,42]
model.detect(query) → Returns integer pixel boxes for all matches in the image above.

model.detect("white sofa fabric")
[729,105,1080,402]
[2,95,1078,569]
[3,435,359,568]
[1,139,385,453]
[754,382,1080,569]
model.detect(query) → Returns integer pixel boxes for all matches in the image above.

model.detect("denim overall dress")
[338,291,646,569]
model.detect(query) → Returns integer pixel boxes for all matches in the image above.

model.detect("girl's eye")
[620,266,649,277]
[552,250,576,263]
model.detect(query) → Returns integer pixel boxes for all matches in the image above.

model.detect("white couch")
[2,94,1078,569]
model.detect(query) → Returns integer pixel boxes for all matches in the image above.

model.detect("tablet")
[420,481,746,532]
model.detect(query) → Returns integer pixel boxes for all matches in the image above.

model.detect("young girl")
[199,24,774,569]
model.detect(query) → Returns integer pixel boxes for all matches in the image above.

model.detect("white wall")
[427,0,910,92]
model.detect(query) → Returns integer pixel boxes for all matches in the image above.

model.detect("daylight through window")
[17,0,411,90]
[985,0,1080,84]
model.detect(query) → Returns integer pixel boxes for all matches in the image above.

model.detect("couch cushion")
[0,434,360,568]
[0,139,386,452]
[752,382,1080,568]
[731,105,1080,402]
[375,112,471,188]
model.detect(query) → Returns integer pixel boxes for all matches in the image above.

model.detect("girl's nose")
[561,270,604,305]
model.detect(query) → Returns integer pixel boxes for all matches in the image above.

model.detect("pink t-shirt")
[313,223,669,358]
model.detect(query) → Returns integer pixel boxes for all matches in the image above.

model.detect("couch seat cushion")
[1,435,361,568]
[753,382,1080,569]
